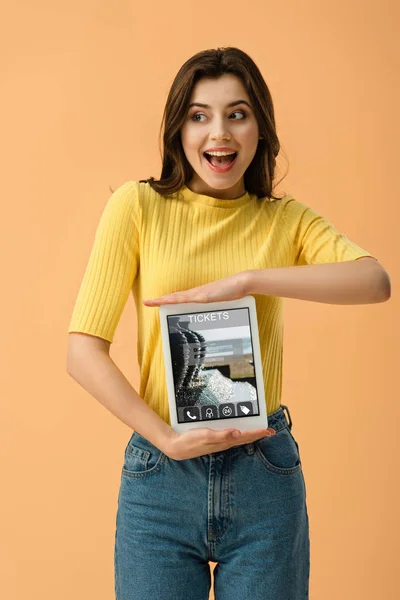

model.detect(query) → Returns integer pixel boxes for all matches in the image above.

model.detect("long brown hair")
[137,47,288,200]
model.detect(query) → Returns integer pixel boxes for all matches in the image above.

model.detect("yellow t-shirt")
[68,181,376,421]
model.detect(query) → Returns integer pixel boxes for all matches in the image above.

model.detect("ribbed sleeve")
[281,198,376,265]
[68,181,140,343]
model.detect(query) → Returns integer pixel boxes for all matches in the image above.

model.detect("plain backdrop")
[1,1,399,599]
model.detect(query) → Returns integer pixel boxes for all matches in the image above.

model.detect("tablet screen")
[166,307,260,424]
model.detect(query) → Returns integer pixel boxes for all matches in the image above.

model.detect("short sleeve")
[281,197,377,266]
[68,181,140,343]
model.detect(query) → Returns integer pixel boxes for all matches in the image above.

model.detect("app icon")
[183,407,200,421]
[201,405,218,419]
[237,402,253,416]
[219,403,235,418]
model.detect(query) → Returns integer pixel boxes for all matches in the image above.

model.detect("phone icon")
[183,407,200,422]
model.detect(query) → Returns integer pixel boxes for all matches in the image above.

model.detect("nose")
[210,118,231,141]
[211,132,231,142]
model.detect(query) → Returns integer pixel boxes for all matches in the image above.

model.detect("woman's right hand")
[165,426,276,461]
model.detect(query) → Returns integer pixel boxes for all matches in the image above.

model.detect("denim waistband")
[267,404,293,432]
[242,404,293,455]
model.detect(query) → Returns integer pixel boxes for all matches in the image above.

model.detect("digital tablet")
[159,295,268,434]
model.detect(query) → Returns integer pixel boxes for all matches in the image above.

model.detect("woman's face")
[180,74,261,200]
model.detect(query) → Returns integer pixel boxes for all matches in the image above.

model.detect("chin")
[201,167,244,185]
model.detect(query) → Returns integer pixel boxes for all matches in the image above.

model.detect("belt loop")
[281,404,292,430]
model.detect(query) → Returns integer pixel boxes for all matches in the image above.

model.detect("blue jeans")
[114,404,310,599]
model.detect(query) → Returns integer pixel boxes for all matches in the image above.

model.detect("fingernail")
[232,431,240,438]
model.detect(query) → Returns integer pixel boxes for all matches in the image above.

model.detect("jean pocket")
[122,432,167,478]
[255,425,302,475]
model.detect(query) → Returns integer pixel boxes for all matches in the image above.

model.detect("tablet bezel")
[158,295,268,433]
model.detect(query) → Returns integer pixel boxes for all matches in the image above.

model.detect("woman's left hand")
[143,271,250,306]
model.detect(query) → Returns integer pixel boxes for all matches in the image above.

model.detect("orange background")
[1,1,399,599]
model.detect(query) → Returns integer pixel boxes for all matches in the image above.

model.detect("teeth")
[204,151,236,156]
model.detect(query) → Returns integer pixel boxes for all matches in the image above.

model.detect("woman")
[67,47,390,600]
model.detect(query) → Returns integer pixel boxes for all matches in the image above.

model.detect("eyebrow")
[188,100,252,109]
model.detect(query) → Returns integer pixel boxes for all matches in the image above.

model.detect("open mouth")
[203,152,238,167]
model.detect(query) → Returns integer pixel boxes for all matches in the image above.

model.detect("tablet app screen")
[166,307,260,423]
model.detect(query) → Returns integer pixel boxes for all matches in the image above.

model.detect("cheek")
[182,133,204,158]
[181,124,204,153]
[240,123,260,145]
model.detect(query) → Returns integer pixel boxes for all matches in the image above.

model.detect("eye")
[230,111,247,120]
[190,111,247,122]
[191,113,206,122]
